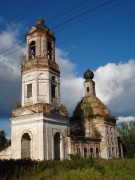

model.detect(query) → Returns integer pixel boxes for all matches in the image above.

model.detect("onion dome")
[84,68,94,80]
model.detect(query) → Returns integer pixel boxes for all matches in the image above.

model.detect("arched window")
[27,84,32,98]
[108,147,111,158]
[21,133,31,159]
[96,147,99,157]
[51,76,57,99]
[84,147,87,158]
[112,147,114,157]
[90,146,94,157]
[29,41,36,59]
[76,145,80,155]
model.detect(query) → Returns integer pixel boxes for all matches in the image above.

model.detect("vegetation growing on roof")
[70,98,101,138]
[83,103,93,120]
[91,123,102,138]
[60,104,69,117]
[70,99,85,136]
[13,99,21,109]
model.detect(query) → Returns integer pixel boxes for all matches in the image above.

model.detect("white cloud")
[94,60,135,116]
[56,48,84,114]
[117,116,135,124]
[0,21,25,118]
[0,25,25,80]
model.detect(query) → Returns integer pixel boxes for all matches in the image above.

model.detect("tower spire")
[84,68,96,96]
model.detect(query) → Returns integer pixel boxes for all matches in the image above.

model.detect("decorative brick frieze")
[21,58,60,75]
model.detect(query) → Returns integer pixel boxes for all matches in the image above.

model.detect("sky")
[0,0,135,137]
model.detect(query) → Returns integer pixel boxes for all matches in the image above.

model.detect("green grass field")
[0,158,135,180]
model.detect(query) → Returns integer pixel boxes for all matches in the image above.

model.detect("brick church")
[0,18,123,160]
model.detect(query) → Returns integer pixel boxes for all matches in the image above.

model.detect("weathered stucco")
[0,146,12,160]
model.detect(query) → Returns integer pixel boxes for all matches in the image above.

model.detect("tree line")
[117,122,135,158]
[0,130,11,152]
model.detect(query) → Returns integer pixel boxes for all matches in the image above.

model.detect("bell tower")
[11,18,69,161]
[22,18,60,107]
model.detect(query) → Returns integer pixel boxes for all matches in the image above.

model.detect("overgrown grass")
[0,158,135,180]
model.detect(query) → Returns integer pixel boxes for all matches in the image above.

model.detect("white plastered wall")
[11,113,44,160]
[43,116,69,160]
[22,70,60,107]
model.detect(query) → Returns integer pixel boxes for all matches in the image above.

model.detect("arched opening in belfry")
[54,132,61,160]
[21,133,31,159]
[47,39,52,60]
[51,76,58,99]
[29,41,36,59]
[87,87,89,92]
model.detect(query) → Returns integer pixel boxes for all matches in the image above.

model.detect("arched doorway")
[54,132,61,160]
[21,133,31,159]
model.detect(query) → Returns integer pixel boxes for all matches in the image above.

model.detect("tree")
[117,122,135,158]
[0,130,10,151]
[19,54,26,69]
[13,100,21,109]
